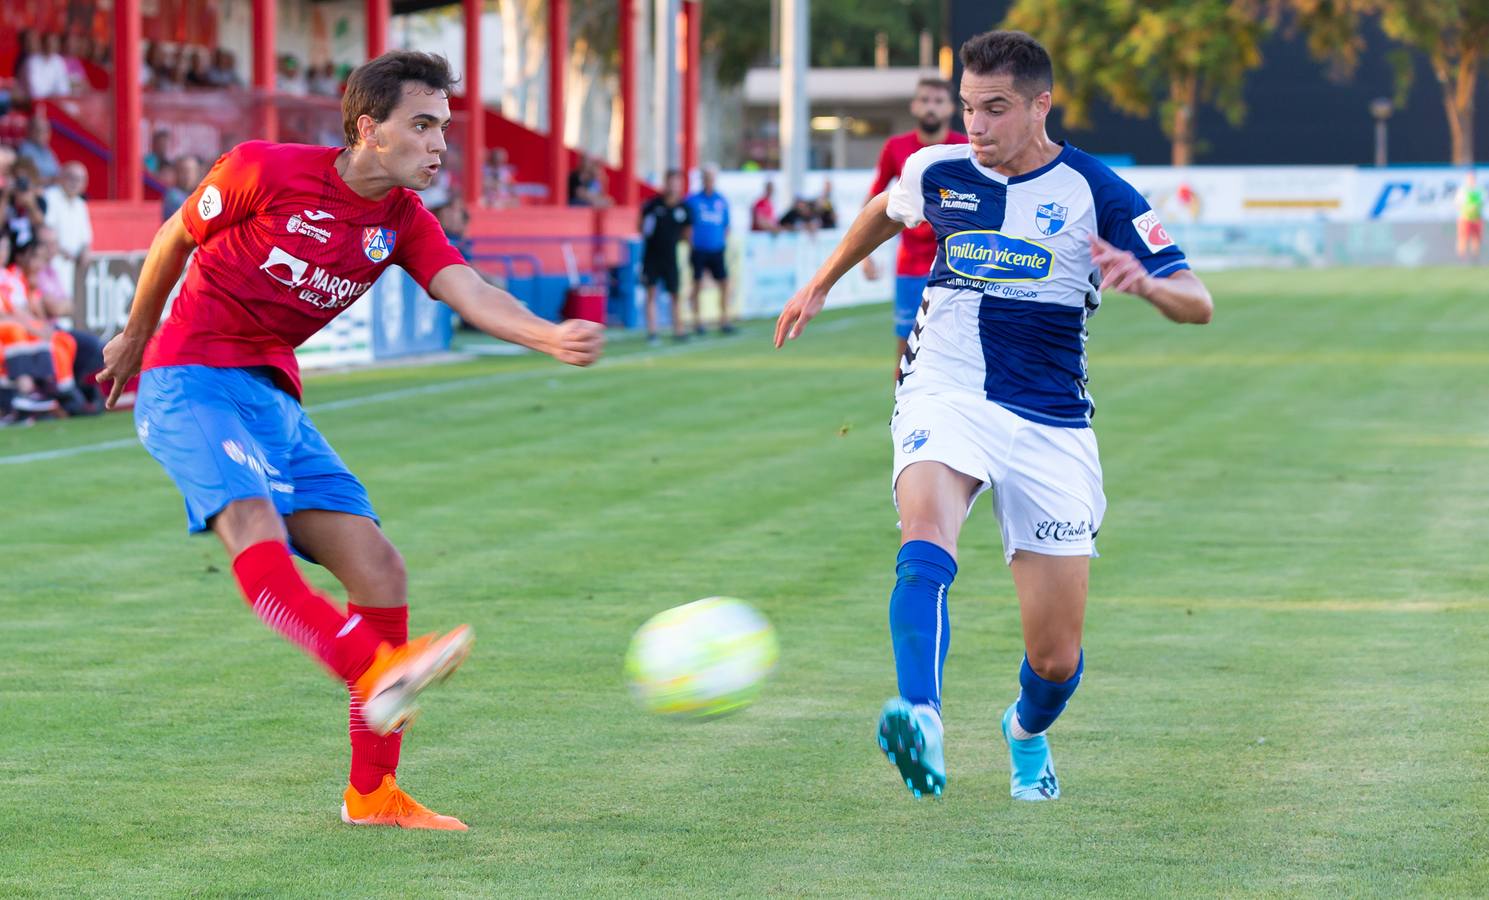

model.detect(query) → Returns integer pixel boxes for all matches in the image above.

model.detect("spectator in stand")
[7,160,48,246]
[0,145,14,191]
[152,45,186,92]
[777,195,819,232]
[186,48,215,88]
[308,63,341,97]
[23,33,73,100]
[483,147,518,208]
[814,180,837,229]
[277,55,308,95]
[144,128,174,174]
[568,154,611,207]
[13,31,40,83]
[63,34,92,93]
[206,48,244,89]
[143,42,169,89]
[42,162,92,302]
[18,114,61,183]
[16,231,104,409]
[684,164,734,335]
[161,154,202,220]
[0,230,83,421]
[751,181,777,232]
[435,194,474,261]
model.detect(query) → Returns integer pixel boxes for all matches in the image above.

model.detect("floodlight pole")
[113,0,143,201]
[463,0,484,208]
[654,0,681,177]
[779,0,809,200]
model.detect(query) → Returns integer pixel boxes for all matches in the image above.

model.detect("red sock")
[347,603,408,794]
[230,541,383,682]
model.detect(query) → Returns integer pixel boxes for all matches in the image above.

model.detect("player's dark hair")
[959,30,1053,99]
[342,50,458,146]
[915,78,955,104]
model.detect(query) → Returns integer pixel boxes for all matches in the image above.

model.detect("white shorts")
[890,389,1107,564]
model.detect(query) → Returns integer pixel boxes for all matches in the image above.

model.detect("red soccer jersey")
[144,141,466,399]
[868,130,970,276]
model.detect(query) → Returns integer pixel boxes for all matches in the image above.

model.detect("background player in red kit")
[862,79,968,366]
[96,51,604,831]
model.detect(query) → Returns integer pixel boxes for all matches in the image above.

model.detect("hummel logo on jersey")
[1131,210,1174,253]
[943,231,1054,282]
[938,188,980,212]
[363,227,397,263]
[286,214,332,244]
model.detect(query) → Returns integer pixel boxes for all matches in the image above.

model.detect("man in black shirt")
[640,169,692,343]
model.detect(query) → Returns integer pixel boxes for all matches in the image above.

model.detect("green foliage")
[705,0,943,85]
[1004,0,1268,155]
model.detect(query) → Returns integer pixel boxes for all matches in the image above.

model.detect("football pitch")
[3,268,1486,897]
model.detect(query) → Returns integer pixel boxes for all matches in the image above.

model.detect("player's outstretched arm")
[774,192,904,348]
[97,210,198,408]
[1090,235,1213,325]
[429,264,604,367]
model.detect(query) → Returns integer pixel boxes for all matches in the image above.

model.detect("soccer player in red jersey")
[862,78,968,367]
[96,51,604,831]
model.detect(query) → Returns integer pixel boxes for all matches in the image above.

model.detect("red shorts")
[1461,219,1484,241]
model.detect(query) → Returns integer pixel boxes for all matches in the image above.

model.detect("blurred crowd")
[750,180,837,233]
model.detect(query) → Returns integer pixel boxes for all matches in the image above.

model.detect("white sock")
[1009,708,1042,741]
[911,703,943,734]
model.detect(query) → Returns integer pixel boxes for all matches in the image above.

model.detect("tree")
[1279,0,1489,165]
[1003,0,1269,165]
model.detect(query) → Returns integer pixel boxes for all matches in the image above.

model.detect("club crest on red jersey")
[362,227,397,263]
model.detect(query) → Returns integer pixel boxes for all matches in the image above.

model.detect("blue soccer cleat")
[1001,702,1060,801]
[876,698,946,799]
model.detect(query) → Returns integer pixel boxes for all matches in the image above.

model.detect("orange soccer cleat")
[352,625,473,736]
[341,775,469,831]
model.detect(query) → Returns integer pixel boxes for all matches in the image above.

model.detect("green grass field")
[3,269,1487,897]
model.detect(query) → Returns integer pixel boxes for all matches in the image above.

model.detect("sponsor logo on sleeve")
[197,185,223,220]
[938,188,981,212]
[1131,210,1173,253]
[942,230,1054,282]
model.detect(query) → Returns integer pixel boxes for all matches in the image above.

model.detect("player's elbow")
[1186,296,1213,325]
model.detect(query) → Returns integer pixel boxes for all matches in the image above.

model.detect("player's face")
[910,86,953,132]
[372,83,452,190]
[960,71,1050,170]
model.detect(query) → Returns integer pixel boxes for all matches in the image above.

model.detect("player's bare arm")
[1090,235,1212,325]
[428,263,604,367]
[97,210,198,407]
[774,192,905,347]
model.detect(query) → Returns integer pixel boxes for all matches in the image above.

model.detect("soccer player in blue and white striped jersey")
[774,30,1213,802]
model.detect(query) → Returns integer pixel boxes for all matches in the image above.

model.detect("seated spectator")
[205,49,244,89]
[568,154,611,208]
[0,230,85,421]
[22,32,71,101]
[308,63,341,97]
[143,41,167,89]
[0,145,15,190]
[17,114,61,183]
[14,232,103,409]
[277,55,308,96]
[64,34,92,93]
[483,147,518,208]
[42,162,91,301]
[751,182,777,232]
[814,180,837,229]
[435,194,474,261]
[161,154,201,220]
[144,128,173,174]
[13,31,40,83]
[778,196,819,232]
[186,48,215,88]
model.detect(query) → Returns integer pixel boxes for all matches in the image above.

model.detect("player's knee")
[1026,645,1081,683]
[899,522,957,556]
[372,541,408,598]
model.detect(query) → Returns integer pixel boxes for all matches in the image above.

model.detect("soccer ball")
[624,597,779,718]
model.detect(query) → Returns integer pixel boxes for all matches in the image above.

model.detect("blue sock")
[888,540,956,714]
[1015,651,1084,735]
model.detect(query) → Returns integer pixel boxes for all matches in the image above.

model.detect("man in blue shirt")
[684,165,734,334]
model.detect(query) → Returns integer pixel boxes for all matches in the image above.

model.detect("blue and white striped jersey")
[886,141,1188,428]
